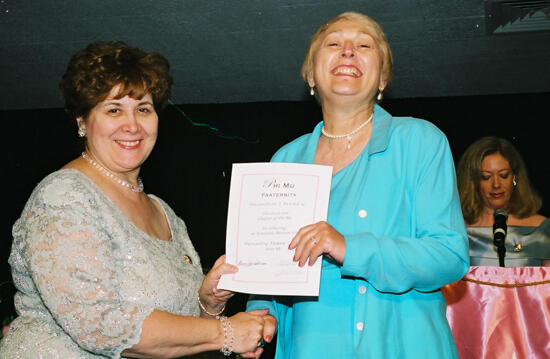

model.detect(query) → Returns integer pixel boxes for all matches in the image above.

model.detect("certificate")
[218,162,332,296]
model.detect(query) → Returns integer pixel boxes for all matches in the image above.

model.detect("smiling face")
[307,19,387,104]
[78,85,158,177]
[478,152,516,212]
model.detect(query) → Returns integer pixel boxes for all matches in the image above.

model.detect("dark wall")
[2,93,549,354]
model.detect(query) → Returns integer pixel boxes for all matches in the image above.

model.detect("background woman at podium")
[456,136,550,266]
[444,136,550,358]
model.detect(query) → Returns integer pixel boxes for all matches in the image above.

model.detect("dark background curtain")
[2,93,549,357]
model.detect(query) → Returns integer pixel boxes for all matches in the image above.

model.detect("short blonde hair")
[300,12,393,85]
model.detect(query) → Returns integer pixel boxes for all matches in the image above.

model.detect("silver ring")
[257,338,265,348]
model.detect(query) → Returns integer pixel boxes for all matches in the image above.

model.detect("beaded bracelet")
[219,315,234,356]
[197,294,225,317]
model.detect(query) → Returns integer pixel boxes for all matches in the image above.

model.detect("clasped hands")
[199,255,275,358]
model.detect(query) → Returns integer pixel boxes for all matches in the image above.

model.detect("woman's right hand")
[228,309,271,357]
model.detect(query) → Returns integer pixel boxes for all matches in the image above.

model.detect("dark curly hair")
[60,41,172,120]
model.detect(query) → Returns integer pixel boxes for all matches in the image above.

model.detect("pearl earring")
[78,127,86,138]
[513,178,517,186]
[310,87,315,96]
[377,89,383,101]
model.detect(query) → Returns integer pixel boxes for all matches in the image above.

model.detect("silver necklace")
[321,113,374,150]
[81,152,144,193]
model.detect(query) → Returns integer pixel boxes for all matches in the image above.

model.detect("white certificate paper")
[218,162,332,296]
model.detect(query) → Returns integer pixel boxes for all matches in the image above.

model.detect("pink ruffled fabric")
[442,266,550,359]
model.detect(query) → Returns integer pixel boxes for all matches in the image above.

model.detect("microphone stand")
[495,241,505,267]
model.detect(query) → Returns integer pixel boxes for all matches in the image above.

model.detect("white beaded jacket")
[0,169,204,358]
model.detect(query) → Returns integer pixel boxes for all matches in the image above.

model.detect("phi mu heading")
[261,178,297,198]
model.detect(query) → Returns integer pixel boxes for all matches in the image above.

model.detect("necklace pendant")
[320,113,374,146]
[514,243,523,252]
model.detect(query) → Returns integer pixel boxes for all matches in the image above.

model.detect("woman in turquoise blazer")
[246,12,469,358]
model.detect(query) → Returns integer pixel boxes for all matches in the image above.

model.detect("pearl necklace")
[81,152,144,193]
[321,113,374,150]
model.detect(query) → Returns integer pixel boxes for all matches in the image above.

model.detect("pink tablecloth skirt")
[442,266,550,359]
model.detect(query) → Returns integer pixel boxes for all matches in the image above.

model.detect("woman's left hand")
[198,254,238,315]
[288,221,346,266]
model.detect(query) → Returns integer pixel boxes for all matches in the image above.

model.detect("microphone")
[493,209,508,267]
[493,209,508,245]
